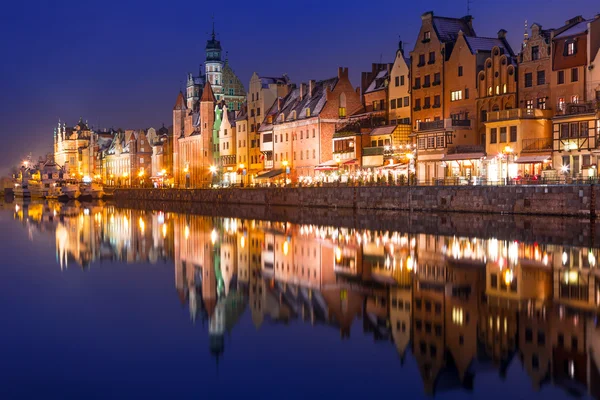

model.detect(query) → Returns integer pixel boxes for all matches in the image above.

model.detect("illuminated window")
[451,90,462,101]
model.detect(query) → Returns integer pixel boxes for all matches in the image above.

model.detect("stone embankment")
[113,184,598,217]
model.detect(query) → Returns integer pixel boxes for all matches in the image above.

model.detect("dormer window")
[566,41,576,56]
[306,108,311,117]
[423,31,431,42]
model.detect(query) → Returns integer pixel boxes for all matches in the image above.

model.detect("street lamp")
[503,145,513,185]
[209,165,217,187]
[334,154,342,182]
[282,160,289,186]
[239,163,245,187]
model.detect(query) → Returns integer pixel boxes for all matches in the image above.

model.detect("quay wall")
[112,185,598,217]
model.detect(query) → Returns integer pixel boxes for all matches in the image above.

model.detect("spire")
[211,15,215,41]
[173,91,187,110]
[201,81,216,103]
[524,19,529,41]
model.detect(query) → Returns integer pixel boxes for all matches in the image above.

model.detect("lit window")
[567,42,575,56]
[451,90,462,101]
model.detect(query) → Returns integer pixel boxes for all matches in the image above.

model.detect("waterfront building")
[173,82,216,188]
[217,105,238,185]
[410,12,477,184]
[551,15,600,178]
[258,67,362,184]
[149,125,173,186]
[102,129,152,186]
[242,73,292,183]
[54,118,93,178]
[388,42,412,127]
[482,22,554,183]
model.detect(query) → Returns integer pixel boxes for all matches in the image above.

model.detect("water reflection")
[12,200,600,397]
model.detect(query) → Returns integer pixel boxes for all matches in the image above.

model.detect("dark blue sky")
[1,0,599,174]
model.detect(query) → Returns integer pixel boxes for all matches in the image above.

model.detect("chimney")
[299,83,306,101]
[462,15,474,33]
[309,80,315,97]
[421,11,434,21]
[398,40,404,55]
[497,29,507,39]
[338,67,344,79]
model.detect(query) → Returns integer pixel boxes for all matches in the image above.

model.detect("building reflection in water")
[12,200,600,398]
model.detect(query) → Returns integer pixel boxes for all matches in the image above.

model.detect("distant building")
[54,117,92,178]
[149,124,173,186]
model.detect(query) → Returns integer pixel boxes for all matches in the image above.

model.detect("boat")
[79,183,104,200]
[45,185,62,200]
[58,183,80,201]
[13,182,30,198]
[29,180,49,199]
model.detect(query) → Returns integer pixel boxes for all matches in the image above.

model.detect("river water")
[1,199,598,399]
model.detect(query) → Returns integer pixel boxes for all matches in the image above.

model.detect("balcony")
[418,118,471,132]
[335,115,387,134]
[555,101,599,117]
[486,108,553,122]
[432,80,441,86]
[521,138,552,152]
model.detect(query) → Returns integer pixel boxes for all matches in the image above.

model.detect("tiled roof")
[173,91,186,110]
[464,36,514,56]
[269,77,338,126]
[260,76,290,88]
[200,81,216,102]
[432,16,476,42]
[554,20,590,38]
[365,69,389,94]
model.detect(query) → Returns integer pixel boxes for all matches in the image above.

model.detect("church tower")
[204,21,223,101]
[173,91,187,186]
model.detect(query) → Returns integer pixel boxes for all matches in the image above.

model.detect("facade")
[173,82,216,188]
[218,106,238,185]
[388,42,411,126]
[54,118,92,178]
[410,12,477,184]
[149,125,173,186]
[102,129,152,186]
[242,73,292,182]
[258,67,362,184]
[551,15,600,178]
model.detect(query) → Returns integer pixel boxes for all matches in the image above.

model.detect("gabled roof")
[432,16,476,42]
[200,81,216,102]
[554,20,591,39]
[364,69,389,94]
[464,36,515,57]
[264,77,338,128]
[173,91,186,110]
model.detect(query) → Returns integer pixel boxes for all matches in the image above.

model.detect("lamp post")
[503,145,513,185]
[239,163,245,187]
[282,160,289,186]
[334,154,342,183]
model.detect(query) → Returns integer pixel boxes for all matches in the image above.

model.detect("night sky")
[1,0,599,174]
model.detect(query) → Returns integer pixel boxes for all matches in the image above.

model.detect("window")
[525,73,533,88]
[424,75,430,87]
[404,96,409,107]
[558,97,565,111]
[415,98,421,109]
[391,99,396,109]
[286,133,289,142]
[558,70,565,84]
[373,101,379,111]
[257,108,261,116]
[496,85,500,95]
[418,54,425,66]
[532,45,539,60]
[571,68,579,82]
[395,76,399,86]
[140,157,144,164]
[451,90,462,101]
[400,75,405,86]
[566,41,576,56]
[428,51,435,64]
[458,66,463,77]
[313,149,316,159]
[434,95,440,107]
[500,127,507,142]
[490,128,497,144]
[465,88,469,99]
[424,31,431,41]
[306,108,310,117]
[229,88,234,95]
[572,95,579,104]
[488,86,492,95]
[433,72,440,84]
[510,126,517,142]
[526,99,534,110]
[537,97,546,109]
[414,77,421,88]
[424,97,431,108]
[537,70,545,85]
[339,107,346,118]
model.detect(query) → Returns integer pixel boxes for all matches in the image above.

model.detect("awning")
[442,152,485,161]
[343,159,358,165]
[514,155,551,164]
[255,169,283,179]
[315,160,338,171]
